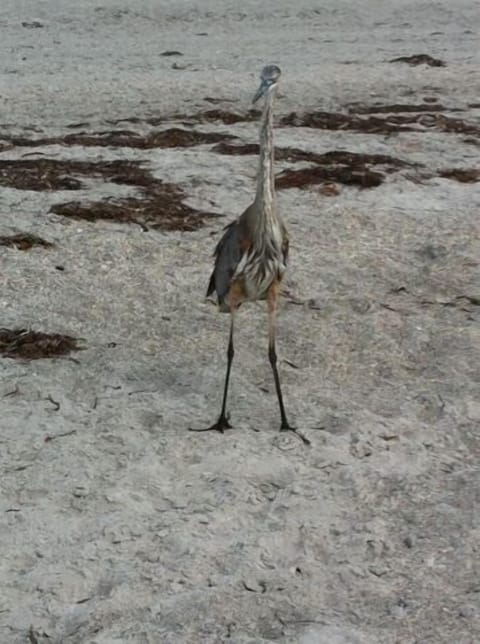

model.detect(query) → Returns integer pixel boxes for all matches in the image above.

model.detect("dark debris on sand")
[276,166,384,190]
[0,156,220,231]
[346,103,460,114]
[280,111,480,137]
[51,190,217,232]
[0,232,54,250]
[214,142,414,189]
[389,54,446,67]
[214,142,413,168]
[6,128,235,150]
[49,162,219,231]
[147,109,262,127]
[0,158,159,191]
[0,328,82,360]
[438,168,480,183]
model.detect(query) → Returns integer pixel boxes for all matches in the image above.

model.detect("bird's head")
[252,65,281,104]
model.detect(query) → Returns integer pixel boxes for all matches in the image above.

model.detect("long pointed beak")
[252,79,269,104]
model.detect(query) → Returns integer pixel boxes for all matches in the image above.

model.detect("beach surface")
[1,1,479,642]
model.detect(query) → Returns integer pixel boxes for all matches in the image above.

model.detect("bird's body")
[207,204,288,311]
[207,66,288,311]
[191,65,308,444]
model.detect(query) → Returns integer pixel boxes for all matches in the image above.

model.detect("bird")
[191,65,309,445]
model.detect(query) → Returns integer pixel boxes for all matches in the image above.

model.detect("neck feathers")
[255,91,276,216]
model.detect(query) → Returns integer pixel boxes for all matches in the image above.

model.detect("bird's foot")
[189,414,232,434]
[280,422,311,446]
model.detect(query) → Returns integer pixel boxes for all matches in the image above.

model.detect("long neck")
[255,90,276,216]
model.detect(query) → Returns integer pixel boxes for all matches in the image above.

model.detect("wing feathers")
[206,221,245,302]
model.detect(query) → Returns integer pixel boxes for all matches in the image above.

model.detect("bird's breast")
[234,240,286,301]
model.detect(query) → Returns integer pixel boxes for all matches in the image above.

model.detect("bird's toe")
[189,415,232,434]
[279,423,310,445]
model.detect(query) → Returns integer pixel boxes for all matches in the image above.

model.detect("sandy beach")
[1,1,479,642]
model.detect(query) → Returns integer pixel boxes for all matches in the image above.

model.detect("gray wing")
[207,221,243,305]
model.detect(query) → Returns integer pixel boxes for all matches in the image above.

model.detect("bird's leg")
[216,315,235,428]
[267,285,310,445]
[267,286,292,430]
[189,313,235,433]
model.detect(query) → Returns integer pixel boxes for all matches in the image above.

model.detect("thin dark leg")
[189,315,234,433]
[268,339,291,430]
[218,318,235,425]
[267,289,310,445]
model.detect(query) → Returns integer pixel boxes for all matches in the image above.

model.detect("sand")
[1,1,479,642]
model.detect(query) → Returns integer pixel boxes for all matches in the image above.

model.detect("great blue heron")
[191,65,309,444]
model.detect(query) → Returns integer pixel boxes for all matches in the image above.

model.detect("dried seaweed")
[438,168,480,183]
[305,150,413,168]
[280,111,412,133]
[194,109,260,124]
[0,158,171,190]
[280,111,480,137]
[51,185,218,232]
[0,159,82,190]
[433,116,480,136]
[213,142,258,157]
[0,233,53,250]
[90,109,257,128]
[7,128,234,150]
[213,142,412,169]
[0,159,154,191]
[1,158,219,231]
[203,97,236,104]
[0,328,82,360]
[389,54,446,67]
[214,143,410,189]
[147,109,261,127]
[346,103,458,114]
[276,166,384,190]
